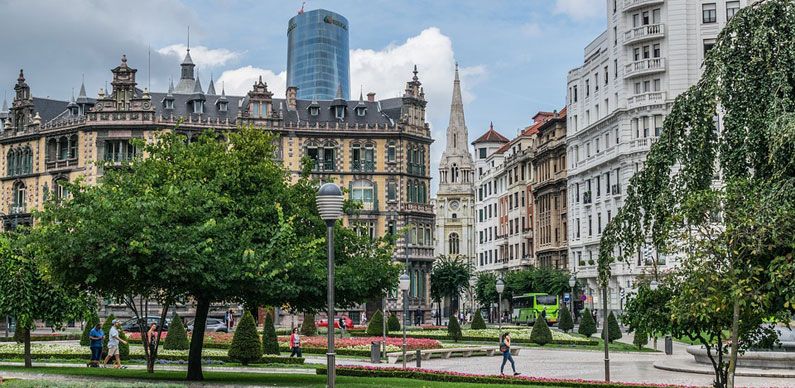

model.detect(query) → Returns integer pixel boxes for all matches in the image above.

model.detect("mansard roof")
[33,98,70,123]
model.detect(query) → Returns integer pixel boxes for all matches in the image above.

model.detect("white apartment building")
[566,0,748,311]
[473,125,510,274]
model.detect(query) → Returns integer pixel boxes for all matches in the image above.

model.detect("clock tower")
[434,64,476,276]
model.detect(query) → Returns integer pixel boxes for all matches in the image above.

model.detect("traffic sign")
[563,292,571,303]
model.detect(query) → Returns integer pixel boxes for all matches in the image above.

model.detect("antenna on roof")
[298,1,305,14]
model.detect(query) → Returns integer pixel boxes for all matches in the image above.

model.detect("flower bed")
[0,333,81,342]
[0,343,303,365]
[277,336,441,352]
[316,365,699,388]
[353,328,597,346]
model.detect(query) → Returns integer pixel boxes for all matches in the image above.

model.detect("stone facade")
[0,51,435,322]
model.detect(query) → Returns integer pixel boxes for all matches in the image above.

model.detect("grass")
[0,366,554,387]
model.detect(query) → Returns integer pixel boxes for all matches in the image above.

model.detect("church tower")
[434,64,476,268]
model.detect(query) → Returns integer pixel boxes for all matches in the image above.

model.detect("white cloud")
[157,44,243,68]
[217,66,286,97]
[553,0,605,21]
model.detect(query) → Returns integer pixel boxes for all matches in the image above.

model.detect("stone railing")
[624,24,665,44]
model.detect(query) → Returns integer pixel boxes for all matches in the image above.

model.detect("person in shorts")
[103,319,128,368]
[87,323,104,367]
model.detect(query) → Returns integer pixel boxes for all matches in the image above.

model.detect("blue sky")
[0,0,606,193]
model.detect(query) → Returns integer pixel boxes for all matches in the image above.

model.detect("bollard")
[371,341,381,363]
[665,335,673,355]
[416,349,422,368]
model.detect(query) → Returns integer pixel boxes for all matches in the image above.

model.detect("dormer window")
[356,106,366,117]
[309,106,319,116]
[335,106,345,120]
[219,101,228,112]
[165,99,174,110]
[193,101,204,114]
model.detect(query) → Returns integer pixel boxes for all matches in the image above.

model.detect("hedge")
[348,331,598,346]
[0,352,304,365]
[0,334,81,342]
[316,365,688,388]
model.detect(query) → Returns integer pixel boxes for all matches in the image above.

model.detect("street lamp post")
[568,274,577,323]
[399,272,411,369]
[316,183,344,388]
[495,278,505,332]
[650,280,659,350]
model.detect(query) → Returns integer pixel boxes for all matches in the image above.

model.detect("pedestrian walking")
[339,316,347,337]
[226,309,235,329]
[499,332,519,376]
[86,323,104,368]
[102,319,128,369]
[361,312,367,326]
[289,327,302,357]
[146,323,158,359]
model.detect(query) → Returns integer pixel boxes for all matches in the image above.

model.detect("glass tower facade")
[287,9,350,101]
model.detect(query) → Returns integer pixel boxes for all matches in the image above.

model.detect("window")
[350,180,374,210]
[585,80,590,97]
[703,3,717,23]
[704,40,716,56]
[352,143,375,172]
[6,147,32,176]
[479,147,487,159]
[193,101,204,114]
[613,26,618,46]
[654,115,664,136]
[218,100,228,112]
[594,73,599,91]
[69,135,77,159]
[306,143,336,171]
[387,181,397,201]
[164,99,174,110]
[54,178,70,202]
[448,233,460,255]
[727,1,740,20]
[653,44,661,58]
[614,59,618,79]
[573,86,578,102]
[11,181,26,213]
[604,66,609,85]
[335,106,345,119]
[387,142,396,162]
[309,106,319,116]
[356,106,366,117]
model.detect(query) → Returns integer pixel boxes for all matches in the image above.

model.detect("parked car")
[187,318,228,333]
[121,317,170,332]
[316,316,353,329]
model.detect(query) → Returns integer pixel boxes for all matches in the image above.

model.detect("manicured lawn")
[0,366,554,387]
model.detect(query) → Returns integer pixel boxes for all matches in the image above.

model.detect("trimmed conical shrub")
[470,311,487,330]
[602,311,623,343]
[300,313,317,336]
[530,315,553,345]
[366,310,385,336]
[633,327,648,350]
[262,310,280,355]
[387,312,401,332]
[228,311,262,365]
[578,308,597,338]
[558,306,574,333]
[448,315,462,342]
[163,314,188,350]
[81,311,99,346]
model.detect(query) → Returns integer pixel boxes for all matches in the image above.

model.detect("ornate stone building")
[532,109,568,269]
[0,51,435,322]
[433,65,476,317]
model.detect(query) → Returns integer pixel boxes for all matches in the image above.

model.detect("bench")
[386,347,520,364]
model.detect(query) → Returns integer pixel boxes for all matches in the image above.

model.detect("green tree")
[578,309,597,338]
[431,255,473,318]
[387,312,401,332]
[80,311,100,347]
[602,311,622,343]
[34,128,400,380]
[301,314,317,336]
[598,2,795,386]
[228,311,261,365]
[470,311,487,330]
[366,310,385,336]
[558,306,573,333]
[633,327,648,350]
[0,235,92,368]
[530,315,553,346]
[262,310,280,355]
[474,272,498,312]
[447,315,462,342]
[164,314,189,351]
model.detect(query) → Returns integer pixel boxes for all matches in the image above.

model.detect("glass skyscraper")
[287,9,350,101]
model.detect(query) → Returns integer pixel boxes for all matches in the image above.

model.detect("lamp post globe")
[399,272,410,368]
[316,183,343,388]
[650,280,659,291]
[568,274,577,323]
[495,278,504,331]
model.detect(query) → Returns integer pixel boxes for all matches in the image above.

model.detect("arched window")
[69,134,78,159]
[58,137,69,160]
[419,182,426,204]
[47,138,58,161]
[7,149,14,176]
[350,180,375,211]
[23,147,31,174]
[418,147,425,175]
[12,181,26,213]
[54,178,70,202]
[448,233,460,255]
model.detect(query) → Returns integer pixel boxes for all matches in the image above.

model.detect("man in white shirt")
[103,319,128,368]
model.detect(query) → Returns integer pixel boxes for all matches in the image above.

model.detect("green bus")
[512,293,559,325]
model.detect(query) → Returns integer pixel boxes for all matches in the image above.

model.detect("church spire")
[446,62,468,153]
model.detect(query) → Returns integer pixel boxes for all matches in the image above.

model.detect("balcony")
[583,191,593,205]
[624,58,666,79]
[627,137,659,152]
[627,91,666,109]
[623,0,664,13]
[351,160,375,173]
[624,24,665,45]
[311,160,336,173]
[46,158,79,170]
[611,184,622,196]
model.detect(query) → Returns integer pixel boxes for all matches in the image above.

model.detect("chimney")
[367,92,376,102]
[286,86,298,110]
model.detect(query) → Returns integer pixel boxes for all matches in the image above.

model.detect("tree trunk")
[726,299,740,388]
[147,304,170,373]
[23,327,31,368]
[187,297,210,381]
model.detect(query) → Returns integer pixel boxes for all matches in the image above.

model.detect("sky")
[0,0,607,195]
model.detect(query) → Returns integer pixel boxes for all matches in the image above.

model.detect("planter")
[687,345,795,369]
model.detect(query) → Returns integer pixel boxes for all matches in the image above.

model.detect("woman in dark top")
[500,332,519,376]
[146,323,158,358]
